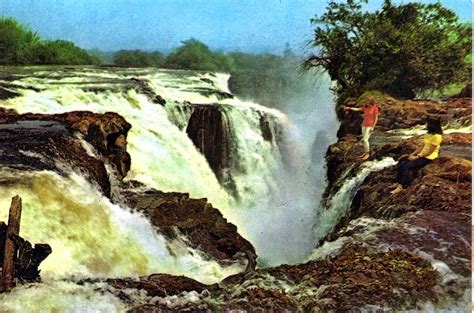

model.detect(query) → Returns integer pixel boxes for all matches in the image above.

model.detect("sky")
[0,0,471,54]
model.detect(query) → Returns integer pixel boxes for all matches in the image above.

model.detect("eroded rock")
[122,187,256,267]
[0,108,132,195]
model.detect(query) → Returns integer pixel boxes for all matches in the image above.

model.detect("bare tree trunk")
[0,196,22,292]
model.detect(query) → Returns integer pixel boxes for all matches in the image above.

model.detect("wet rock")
[186,105,233,185]
[200,77,214,86]
[122,187,256,266]
[106,274,218,299]
[189,87,234,100]
[0,86,20,100]
[106,243,440,311]
[268,244,439,311]
[128,77,166,105]
[259,114,273,141]
[0,108,133,195]
[185,105,280,197]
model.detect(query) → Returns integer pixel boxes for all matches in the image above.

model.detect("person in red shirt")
[343,97,380,160]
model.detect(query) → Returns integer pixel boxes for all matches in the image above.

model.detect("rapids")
[2,67,338,266]
[0,168,243,283]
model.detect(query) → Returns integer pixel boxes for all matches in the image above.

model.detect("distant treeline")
[0,17,99,65]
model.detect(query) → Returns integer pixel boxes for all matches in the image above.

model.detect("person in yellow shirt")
[391,119,443,194]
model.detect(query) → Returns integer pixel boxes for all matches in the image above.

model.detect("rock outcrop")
[99,243,441,311]
[320,95,472,308]
[0,108,132,196]
[122,186,256,268]
[0,107,256,268]
[186,105,233,185]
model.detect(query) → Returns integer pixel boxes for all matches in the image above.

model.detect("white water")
[2,67,338,267]
[0,168,243,283]
[312,157,397,244]
[0,67,339,310]
[0,281,127,312]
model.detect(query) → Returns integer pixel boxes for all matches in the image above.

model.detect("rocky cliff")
[94,95,471,311]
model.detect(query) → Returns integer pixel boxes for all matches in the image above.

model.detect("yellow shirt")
[421,134,442,160]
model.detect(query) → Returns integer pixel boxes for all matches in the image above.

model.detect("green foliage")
[163,39,234,72]
[0,17,41,64]
[304,0,472,99]
[0,17,98,65]
[113,50,163,67]
[355,90,393,104]
[34,40,98,65]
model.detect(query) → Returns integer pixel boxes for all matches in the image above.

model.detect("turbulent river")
[0,66,339,310]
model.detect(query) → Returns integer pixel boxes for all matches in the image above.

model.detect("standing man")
[343,97,380,160]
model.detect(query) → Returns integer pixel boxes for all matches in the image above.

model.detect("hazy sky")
[0,0,471,53]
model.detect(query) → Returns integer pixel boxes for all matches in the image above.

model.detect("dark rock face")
[122,186,256,267]
[189,87,234,100]
[0,108,132,195]
[185,105,280,197]
[186,106,232,185]
[128,78,166,105]
[0,86,20,100]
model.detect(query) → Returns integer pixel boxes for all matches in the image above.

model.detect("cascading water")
[0,168,245,280]
[0,167,243,310]
[312,157,397,244]
[2,67,338,268]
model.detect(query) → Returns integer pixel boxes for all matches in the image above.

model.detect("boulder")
[122,187,256,268]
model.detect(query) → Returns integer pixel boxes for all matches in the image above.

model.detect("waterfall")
[0,168,243,283]
[312,158,397,244]
[1,67,337,268]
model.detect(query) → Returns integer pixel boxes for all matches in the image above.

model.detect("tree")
[0,17,41,64]
[113,50,163,67]
[34,40,97,65]
[163,39,234,72]
[304,0,471,99]
[0,17,99,65]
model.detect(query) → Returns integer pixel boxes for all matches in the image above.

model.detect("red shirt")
[362,105,379,127]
